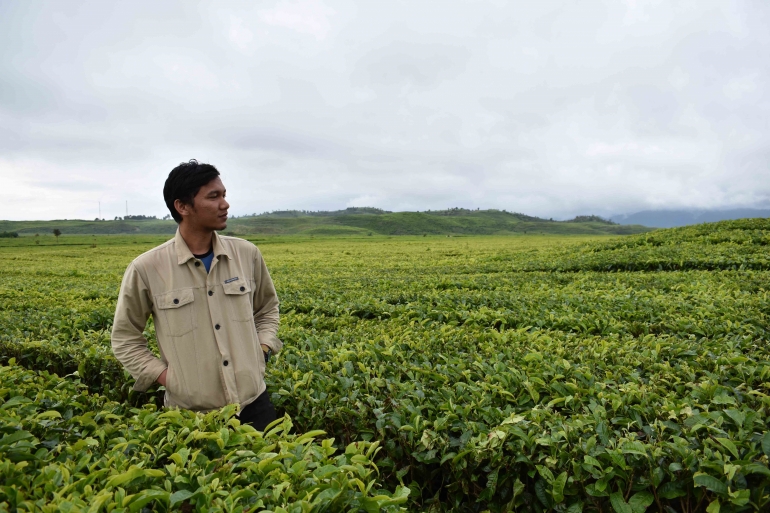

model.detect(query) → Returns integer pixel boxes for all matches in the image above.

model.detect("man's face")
[178,177,229,231]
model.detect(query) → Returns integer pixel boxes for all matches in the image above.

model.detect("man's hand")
[261,344,272,363]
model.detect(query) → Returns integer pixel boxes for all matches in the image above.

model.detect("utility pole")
[98,201,101,220]
[125,201,128,218]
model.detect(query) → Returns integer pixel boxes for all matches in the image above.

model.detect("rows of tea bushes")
[273,318,770,512]
[0,219,769,511]
[0,257,155,406]
[506,218,770,272]
[0,360,409,511]
[267,220,770,511]
[280,269,768,339]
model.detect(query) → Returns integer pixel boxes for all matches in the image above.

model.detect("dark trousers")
[239,390,277,431]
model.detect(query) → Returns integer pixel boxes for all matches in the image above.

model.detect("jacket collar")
[175,229,232,265]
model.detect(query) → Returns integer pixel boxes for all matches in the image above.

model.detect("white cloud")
[0,0,768,220]
[257,0,336,40]
[723,72,760,101]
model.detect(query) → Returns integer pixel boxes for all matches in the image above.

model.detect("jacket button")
[194,261,200,267]
[173,298,179,304]
[215,324,220,330]
[208,290,213,296]
[223,360,229,366]
[240,286,245,292]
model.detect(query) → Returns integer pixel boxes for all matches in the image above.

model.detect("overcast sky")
[1,0,768,220]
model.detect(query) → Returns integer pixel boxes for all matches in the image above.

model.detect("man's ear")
[174,199,191,219]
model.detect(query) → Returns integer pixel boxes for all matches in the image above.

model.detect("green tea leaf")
[711,394,736,405]
[169,490,194,507]
[722,409,745,428]
[35,410,62,420]
[105,466,145,488]
[621,441,648,457]
[742,462,770,477]
[610,492,633,513]
[714,438,739,459]
[658,481,687,499]
[728,489,750,506]
[596,421,610,445]
[0,430,34,446]
[128,490,169,512]
[552,471,567,503]
[628,491,654,513]
[537,465,555,483]
[566,502,584,513]
[693,473,728,495]
[513,478,525,499]
[584,455,602,468]
[535,479,552,508]
[761,432,770,457]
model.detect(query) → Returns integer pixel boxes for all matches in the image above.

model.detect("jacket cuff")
[258,332,283,354]
[132,360,168,392]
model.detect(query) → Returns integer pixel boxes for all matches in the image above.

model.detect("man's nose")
[222,199,230,210]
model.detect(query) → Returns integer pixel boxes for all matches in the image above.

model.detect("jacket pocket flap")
[156,288,195,309]
[223,280,251,295]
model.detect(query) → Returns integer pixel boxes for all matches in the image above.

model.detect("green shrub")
[1,219,770,511]
[0,360,410,511]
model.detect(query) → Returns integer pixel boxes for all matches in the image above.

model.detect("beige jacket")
[111,229,282,411]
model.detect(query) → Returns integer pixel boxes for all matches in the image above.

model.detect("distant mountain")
[0,209,651,237]
[611,209,770,228]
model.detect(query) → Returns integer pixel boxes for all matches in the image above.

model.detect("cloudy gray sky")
[1,0,768,220]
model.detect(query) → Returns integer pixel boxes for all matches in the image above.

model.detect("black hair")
[163,160,220,223]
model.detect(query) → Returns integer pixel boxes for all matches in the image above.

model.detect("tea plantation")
[1,219,768,512]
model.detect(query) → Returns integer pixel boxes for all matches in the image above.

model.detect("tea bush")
[1,220,769,511]
[0,360,409,511]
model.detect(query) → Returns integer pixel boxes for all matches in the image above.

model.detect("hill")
[0,208,651,237]
[611,208,770,228]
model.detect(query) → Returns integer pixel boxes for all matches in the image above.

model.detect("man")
[111,160,281,430]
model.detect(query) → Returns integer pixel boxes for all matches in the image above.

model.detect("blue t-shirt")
[194,247,215,273]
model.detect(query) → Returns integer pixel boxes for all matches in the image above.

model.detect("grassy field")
[0,220,769,511]
[0,209,651,237]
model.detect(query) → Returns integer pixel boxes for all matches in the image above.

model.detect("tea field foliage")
[0,362,407,512]
[0,218,769,512]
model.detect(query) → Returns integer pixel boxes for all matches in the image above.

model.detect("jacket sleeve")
[253,248,283,353]
[111,262,167,391]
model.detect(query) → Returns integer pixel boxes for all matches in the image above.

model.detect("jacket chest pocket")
[223,280,253,322]
[155,288,196,337]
